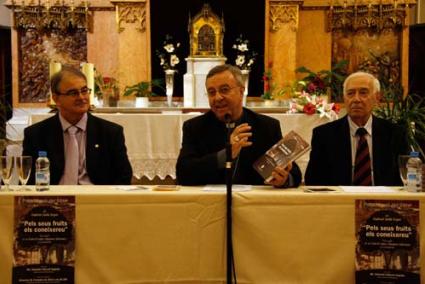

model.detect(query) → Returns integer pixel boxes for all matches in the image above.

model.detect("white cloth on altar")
[30,112,331,180]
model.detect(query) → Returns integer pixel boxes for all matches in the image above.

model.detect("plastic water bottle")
[406,151,422,192]
[35,151,50,191]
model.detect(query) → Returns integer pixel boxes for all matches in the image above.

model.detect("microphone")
[223,116,235,284]
[224,114,234,170]
[224,113,235,130]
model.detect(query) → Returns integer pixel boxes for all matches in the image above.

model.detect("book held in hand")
[253,130,310,182]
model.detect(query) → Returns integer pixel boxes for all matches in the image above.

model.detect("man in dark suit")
[23,66,132,185]
[176,64,301,187]
[305,71,408,186]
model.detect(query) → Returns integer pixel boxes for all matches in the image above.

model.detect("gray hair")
[50,65,87,94]
[206,64,244,87]
[343,71,380,95]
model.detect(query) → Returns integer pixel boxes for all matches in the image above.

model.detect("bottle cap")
[409,151,419,157]
[38,151,47,157]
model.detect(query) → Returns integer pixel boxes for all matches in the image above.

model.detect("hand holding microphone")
[230,123,252,159]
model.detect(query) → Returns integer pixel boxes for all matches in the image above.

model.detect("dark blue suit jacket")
[305,115,409,186]
[23,112,133,185]
[176,108,302,186]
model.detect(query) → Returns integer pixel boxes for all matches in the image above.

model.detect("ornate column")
[266,0,303,96]
[111,0,150,97]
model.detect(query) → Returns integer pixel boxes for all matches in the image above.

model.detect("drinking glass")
[0,156,14,191]
[398,155,410,187]
[16,156,32,191]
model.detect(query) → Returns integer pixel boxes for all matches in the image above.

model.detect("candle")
[49,61,62,106]
[115,5,119,30]
[81,62,95,105]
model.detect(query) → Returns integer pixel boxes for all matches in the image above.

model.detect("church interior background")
[0,0,424,106]
[0,0,424,145]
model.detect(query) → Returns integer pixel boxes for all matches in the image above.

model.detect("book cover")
[13,196,76,284]
[253,130,310,182]
[355,199,420,284]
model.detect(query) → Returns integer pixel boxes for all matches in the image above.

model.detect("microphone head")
[224,114,235,129]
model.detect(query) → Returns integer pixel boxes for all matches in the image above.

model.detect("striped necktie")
[353,128,372,186]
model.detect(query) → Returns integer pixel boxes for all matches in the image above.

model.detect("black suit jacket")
[23,112,133,185]
[176,108,302,186]
[305,115,408,186]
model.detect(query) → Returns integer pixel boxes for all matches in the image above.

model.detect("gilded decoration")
[113,1,146,33]
[269,1,303,32]
[7,1,89,103]
[9,0,91,31]
[332,30,400,84]
[329,1,407,90]
[18,29,87,103]
[328,1,409,32]
[188,4,224,57]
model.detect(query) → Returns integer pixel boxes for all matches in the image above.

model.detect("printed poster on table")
[13,196,75,284]
[355,199,420,284]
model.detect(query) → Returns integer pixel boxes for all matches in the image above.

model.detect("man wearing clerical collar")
[176,64,301,187]
[23,66,132,185]
[305,71,409,186]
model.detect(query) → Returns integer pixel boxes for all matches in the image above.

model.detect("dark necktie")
[353,128,372,186]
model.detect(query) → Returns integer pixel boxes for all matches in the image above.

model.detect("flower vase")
[241,69,250,106]
[135,97,149,108]
[102,88,111,107]
[264,99,277,107]
[165,69,176,107]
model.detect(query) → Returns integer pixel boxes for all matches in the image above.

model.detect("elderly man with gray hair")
[305,71,408,186]
[176,64,301,187]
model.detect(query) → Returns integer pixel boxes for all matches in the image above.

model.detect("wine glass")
[16,156,32,191]
[398,155,410,188]
[0,156,15,191]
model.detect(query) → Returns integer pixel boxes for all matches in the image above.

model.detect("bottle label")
[406,168,421,192]
[36,172,50,185]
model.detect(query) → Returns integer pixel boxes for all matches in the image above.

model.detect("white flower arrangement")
[232,34,257,70]
[156,34,180,70]
[287,91,340,120]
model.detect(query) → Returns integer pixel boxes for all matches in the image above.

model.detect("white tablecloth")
[0,186,424,283]
[30,113,331,180]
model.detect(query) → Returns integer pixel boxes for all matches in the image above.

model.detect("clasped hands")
[230,123,292,187]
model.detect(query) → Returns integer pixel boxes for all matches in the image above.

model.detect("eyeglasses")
[57,87,91,97]
[206,85,239,97]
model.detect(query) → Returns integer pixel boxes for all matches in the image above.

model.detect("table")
[1,186,424,283]
[30,113,331,180]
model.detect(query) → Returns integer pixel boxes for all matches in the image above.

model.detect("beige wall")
[297,10,332,79]
[0,0,11,27]
[417,0,425,23]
